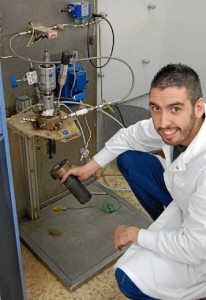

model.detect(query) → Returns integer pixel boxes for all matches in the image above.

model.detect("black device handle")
[64,175,92,204]
[50,159,92,204]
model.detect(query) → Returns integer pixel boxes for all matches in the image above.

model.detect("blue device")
[56,63,87,105]
[68,2,91,23]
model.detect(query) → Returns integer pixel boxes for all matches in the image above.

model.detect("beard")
[157,111,196,146]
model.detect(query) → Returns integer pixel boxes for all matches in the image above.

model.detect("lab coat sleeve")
[146,200,183,231]
[93,118,162,167]
[138,171,206,264]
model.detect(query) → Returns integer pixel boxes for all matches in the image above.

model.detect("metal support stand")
[19,136,40,220]
[17,97,40,220]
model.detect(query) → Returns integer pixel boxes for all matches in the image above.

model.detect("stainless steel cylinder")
[42,93,54,110]
[38,64,56,91]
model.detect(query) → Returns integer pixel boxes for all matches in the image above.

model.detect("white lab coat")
[94,115,206,299]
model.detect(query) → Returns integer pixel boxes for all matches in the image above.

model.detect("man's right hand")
[61,158,101,182]
[113,225,139,251]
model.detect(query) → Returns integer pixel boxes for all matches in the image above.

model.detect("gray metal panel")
[0,0,97,214]
[20,181,151,290]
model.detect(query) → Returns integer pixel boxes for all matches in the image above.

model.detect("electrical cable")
[0,55,15,59]
[95,170,132,192]
[77,56,135,104]
[96,179,131,192]
[56,85,63,108]
[9,103,42,120]
[97,108,125,128]
[26,22,35,48]
[52,204,99,211]
[59,101,92,161]
[69,58,77,101]
[92,0,97,14]
[87,14,115,68]
[96,22,110,144]
[58,103,87,147]
[51,18,102,30]
[9,32,34,63]
[112,104,127,128]
[83,115,92,149]
[51,197,121,213]
[91,16,97,43]
[58,99,93,107]
[97,23,104,103]
[60,100,125,128]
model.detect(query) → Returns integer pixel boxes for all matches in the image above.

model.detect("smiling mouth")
[160,128,178,139]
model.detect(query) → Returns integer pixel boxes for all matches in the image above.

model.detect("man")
[62,64,206,299]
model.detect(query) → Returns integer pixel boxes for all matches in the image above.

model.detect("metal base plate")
[20,181,151,291]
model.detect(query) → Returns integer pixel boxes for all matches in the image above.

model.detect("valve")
[10,75,18,88]
[10,70,38,88]
[62,2,91,24]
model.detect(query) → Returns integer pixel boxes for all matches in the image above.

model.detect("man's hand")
[61,158,101,182]
[113,225,139,251]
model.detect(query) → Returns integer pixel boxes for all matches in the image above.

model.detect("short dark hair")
[150,63,203,105]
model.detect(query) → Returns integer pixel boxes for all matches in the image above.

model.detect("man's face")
[149,87,204,146]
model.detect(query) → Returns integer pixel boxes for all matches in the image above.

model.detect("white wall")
[96,0,167,149]
[96,0,206,150]
[96,0,167,104]
[160,0,206,97]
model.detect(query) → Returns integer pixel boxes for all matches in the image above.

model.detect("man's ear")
[195,98,205,118]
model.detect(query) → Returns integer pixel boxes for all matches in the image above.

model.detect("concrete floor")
[21,161,148,300]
